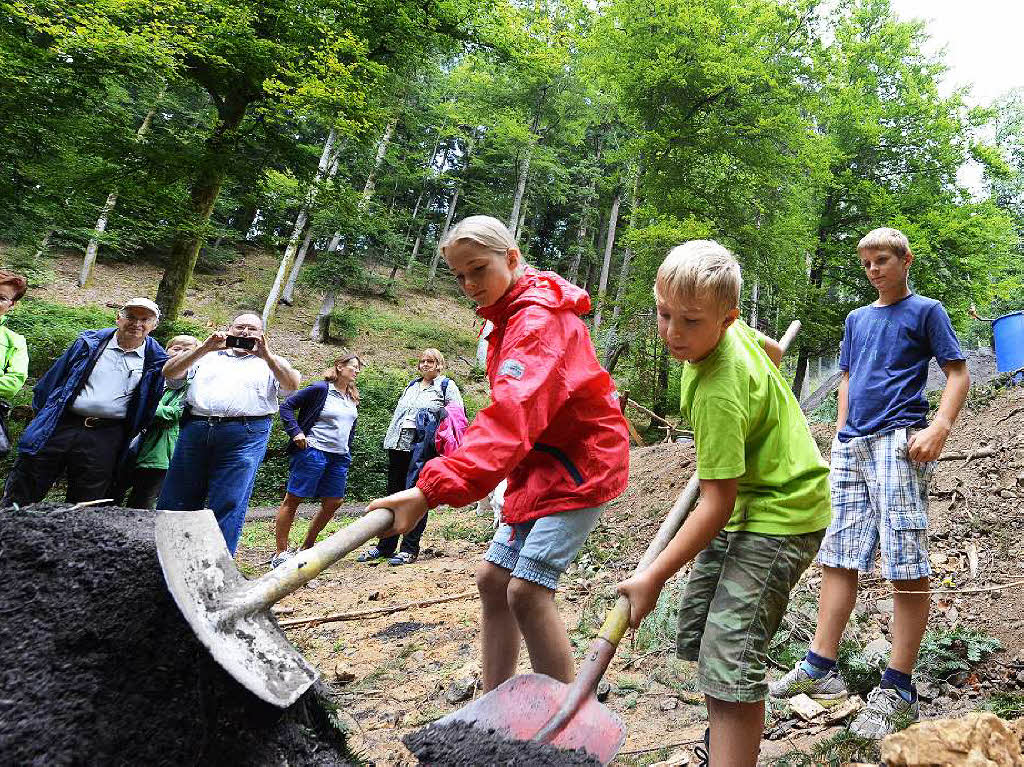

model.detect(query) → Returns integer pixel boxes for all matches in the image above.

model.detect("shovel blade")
[438,673,625,765]
[155,510,318,708]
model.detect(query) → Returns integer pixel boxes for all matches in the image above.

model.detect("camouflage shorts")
[677,528,825,703]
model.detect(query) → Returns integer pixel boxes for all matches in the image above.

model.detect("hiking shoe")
[357,546,385,562]
[769,663,849,702]
[270,549,295,569]
[693,727,709,767]
[387,551,417,566]
[848,686,919,740]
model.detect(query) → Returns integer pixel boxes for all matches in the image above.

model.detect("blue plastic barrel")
[992,310,1024,377]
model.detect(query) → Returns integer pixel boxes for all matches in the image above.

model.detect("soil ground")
[236,383,1024,766]
[0,505,357,766]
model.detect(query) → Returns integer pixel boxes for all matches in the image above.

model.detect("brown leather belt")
[61,413,125,429]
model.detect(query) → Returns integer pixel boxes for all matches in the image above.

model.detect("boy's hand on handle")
[616,571,666,629]
[907,420,950,463]
[292,433,307,450]
[367,487,429,537]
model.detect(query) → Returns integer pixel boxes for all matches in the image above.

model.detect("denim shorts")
[286,446,351,499]
[817,427,934,580]
[678,528,824,702]
[484,505,603,591]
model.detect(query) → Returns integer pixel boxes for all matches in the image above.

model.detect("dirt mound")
[403,721,601,766]
[881,711,1024,766]
[0,505,355,766]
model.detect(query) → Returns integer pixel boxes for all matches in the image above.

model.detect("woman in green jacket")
[0,271,29,405]
[121,334,199,508]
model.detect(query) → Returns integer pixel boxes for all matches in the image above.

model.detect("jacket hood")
[478,267,591,322]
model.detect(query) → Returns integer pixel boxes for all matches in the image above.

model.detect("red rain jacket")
[416,268,630,523]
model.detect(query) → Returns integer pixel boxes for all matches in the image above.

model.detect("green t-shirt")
[679,320,830,535]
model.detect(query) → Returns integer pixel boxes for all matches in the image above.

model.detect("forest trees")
[1,0,1020,415]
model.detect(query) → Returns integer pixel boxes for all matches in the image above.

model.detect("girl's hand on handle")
[616,571,665,629]
[367,487,429,536]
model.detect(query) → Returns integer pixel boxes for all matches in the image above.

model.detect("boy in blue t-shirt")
[770,227,969,739]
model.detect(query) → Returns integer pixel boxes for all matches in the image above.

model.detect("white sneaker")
[270,549,295,569]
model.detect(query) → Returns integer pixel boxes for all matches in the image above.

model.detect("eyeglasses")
[0,296,15,305]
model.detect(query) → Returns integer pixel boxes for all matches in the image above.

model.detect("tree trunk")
[611,169,642,322]
[428,186,460,281]
[156,92,251,321]
[750,279,760,330]
[567,211,588,284]
[516,204,527,245]
[792,252,826,396]
[79,191,118,287]
[311,118,394,340]
[592,191,621,331]
[280,227,315,305]
[311,289,336,344]
[80,102,159,288]
[263,129,337,325]
[34,230,53,260]
[507,147,532,239]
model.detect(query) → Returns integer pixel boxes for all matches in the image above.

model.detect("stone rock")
[881,712,1024,766]
[823,695,864,724]
[650,750,690,767]
[444,676,478,705]
[659,698,678,711]
[875,598,895,615]
[789,693,826,721]
[333,664,356,684]
[947,606,961,623]
[596,681,611,702]
[917,679,940,701]
[863,636,893,667]
[368,591,381,601]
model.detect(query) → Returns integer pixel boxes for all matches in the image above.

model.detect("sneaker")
[693,727,709,767]
[270,549,295,569]
[387,551,417,566]
[356,546,385,563]
[848,685,919,740]
[768,662,849,702]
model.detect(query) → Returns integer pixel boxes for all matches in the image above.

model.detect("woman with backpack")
[357,348,465,566]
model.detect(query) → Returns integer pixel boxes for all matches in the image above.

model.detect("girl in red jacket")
[367,215,629,690]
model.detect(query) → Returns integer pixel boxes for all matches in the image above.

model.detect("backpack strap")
[440,377,449,400]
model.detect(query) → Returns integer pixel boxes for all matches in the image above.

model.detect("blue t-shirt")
[838,293,964,442]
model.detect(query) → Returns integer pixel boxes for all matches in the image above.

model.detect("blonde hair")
[654,240,742,314]
[857,227,912,259]
[420,348,446,370]
[323,352,362,404]
[439,215,526,278]
[168,334,200,349]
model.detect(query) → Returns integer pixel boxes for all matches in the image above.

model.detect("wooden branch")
[624,397,677,431]
[278,590,478,628]
[937,446,997,462]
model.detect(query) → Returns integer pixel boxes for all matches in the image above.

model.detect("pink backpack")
[434,403,468,456]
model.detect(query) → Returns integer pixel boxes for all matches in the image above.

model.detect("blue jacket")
[20,328,168,457]
[279,381,358,455]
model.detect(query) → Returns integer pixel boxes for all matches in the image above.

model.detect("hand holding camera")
[225,335,257,351]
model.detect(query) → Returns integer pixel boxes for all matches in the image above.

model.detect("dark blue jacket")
[406,407,444,489]
[279,381,357,455]
[20,328,168,457]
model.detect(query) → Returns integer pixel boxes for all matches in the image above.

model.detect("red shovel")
[436,320,802,765]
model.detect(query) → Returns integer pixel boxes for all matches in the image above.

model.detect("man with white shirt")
[2,298,168,506]
[157,312,300,554]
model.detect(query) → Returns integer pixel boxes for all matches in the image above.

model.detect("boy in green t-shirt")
[617,240,830,766]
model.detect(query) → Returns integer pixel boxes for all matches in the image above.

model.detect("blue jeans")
[157,416,272,554]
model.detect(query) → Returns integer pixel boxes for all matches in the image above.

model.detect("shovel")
[436,320,803,765]
[155,506,395,707]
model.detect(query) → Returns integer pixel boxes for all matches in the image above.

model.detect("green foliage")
[764,729,880,767]
[984,692,1024,719]
[917,627,1003,681]
[632,585,680,654]
[6,299,115,377]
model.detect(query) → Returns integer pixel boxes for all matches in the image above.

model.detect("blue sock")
[800,649,836,679]
[881,668,916,703]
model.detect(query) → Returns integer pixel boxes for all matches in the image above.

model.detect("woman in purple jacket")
[272,353,362,568]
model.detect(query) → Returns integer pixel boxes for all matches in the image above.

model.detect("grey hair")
[654,240,742,314]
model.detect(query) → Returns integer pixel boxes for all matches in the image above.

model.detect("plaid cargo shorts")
[817,427,935,580]
[677,528,825,703]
